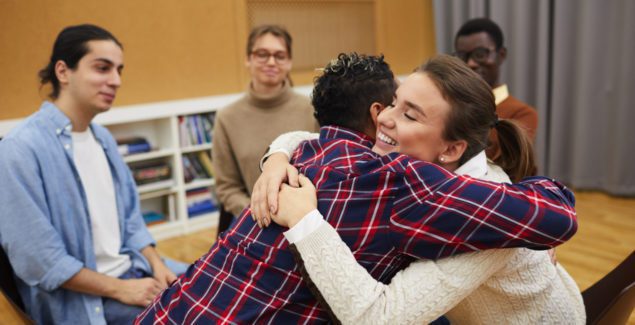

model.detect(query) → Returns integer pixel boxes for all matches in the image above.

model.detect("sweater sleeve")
[294,221,515,325]
[212,114,251,216]
[260,131,319,170]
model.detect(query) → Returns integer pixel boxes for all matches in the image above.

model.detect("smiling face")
[246,33,292,91]
[62,40,124,115]
[373,72,452,163]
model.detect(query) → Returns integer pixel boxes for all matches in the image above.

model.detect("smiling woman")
[254,55,585,324]
[211,25,318,224]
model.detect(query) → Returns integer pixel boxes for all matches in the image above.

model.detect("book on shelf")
[178,116,190,148]
[197,151,214,178]
[179,112,216,147]
[186,187,218,217]
[182,153,212,182]
[142,211,167,225]
[130,160,172,185]
[116,137,151,156]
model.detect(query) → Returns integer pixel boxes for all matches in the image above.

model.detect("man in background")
[454,18,538,161]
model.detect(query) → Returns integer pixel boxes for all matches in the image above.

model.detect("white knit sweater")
[291,161,585,324]
[267,131,586,324]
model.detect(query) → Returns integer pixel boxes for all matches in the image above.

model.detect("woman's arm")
[273,177,514,324]
[293,220,514,324]
[258,130,319,170]
[251,131,318,227]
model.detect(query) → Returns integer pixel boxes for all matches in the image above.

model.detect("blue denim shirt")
[0,102,155,324]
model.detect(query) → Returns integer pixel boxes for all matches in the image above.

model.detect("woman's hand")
[251,152,299,228]
[272,174,317,228]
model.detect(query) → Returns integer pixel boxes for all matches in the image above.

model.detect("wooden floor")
[157,190,635,323]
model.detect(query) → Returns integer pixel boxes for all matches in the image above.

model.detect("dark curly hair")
[312,53,397,132]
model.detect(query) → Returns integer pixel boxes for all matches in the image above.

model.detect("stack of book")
[182,152,214,183]
[179,113,216,147]
[186,187,218,217]
[130,160,172,185]
[116,137,152,156]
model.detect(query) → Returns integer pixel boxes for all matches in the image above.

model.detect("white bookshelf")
[95,97,238,241]
[0,85,314,241]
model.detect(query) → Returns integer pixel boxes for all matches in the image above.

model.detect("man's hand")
[272,175,317,228]
[113,277,163,307]
[251,152,299,228]
[151,261,177,288]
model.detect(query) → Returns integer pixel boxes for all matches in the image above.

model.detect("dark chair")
[582,251,635,324]
[1,246,33,324]
[0,247,25,312]
[216,204,235,240]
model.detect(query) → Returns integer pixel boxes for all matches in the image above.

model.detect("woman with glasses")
[212,25,318,223]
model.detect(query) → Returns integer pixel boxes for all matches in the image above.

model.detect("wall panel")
[0,0,436,120]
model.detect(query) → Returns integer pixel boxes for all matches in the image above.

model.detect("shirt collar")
[493,84,509,105]
[40,101,73,135]
[39,101,108,149]
[319,125,375,148]
[454,150,488,178]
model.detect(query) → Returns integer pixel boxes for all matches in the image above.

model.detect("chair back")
[0,246,25,311]
[216,204,235,239]
[1,246,33,323]
[582,251,635,324]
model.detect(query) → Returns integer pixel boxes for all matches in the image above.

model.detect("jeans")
[102,258,190,324]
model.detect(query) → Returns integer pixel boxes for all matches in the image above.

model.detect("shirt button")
[65,125,72,131]
[95,306,101,313]
[64,144,71,150]
[56,128,62,135]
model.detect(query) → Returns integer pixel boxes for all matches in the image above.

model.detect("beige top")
[212,82,318,216]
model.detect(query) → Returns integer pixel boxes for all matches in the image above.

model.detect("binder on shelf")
[116,137,151,156]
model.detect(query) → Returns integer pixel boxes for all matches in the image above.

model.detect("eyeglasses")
[453,47,497,64]
[251,49,290,64]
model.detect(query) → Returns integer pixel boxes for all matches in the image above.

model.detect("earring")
[439,157,445,162]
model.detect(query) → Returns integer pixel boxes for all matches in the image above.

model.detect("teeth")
[377,132,397,146]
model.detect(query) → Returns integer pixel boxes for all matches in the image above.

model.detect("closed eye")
[403,112,416,121]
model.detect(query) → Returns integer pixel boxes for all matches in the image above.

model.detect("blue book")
[118,140,151,155]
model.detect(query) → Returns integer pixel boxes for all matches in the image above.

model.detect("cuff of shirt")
[259,148,291,171]
[40,255,84,291]
[125,228,156,253]
[283,209,324,244]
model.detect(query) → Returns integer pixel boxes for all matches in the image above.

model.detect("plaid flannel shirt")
[137,126,577,324]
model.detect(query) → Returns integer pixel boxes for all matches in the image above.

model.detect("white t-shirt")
[72,129,131,277]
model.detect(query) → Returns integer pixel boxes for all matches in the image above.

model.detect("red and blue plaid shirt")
[137,126,577,324]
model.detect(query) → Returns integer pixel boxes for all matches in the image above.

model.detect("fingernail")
[270,205,275,213]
